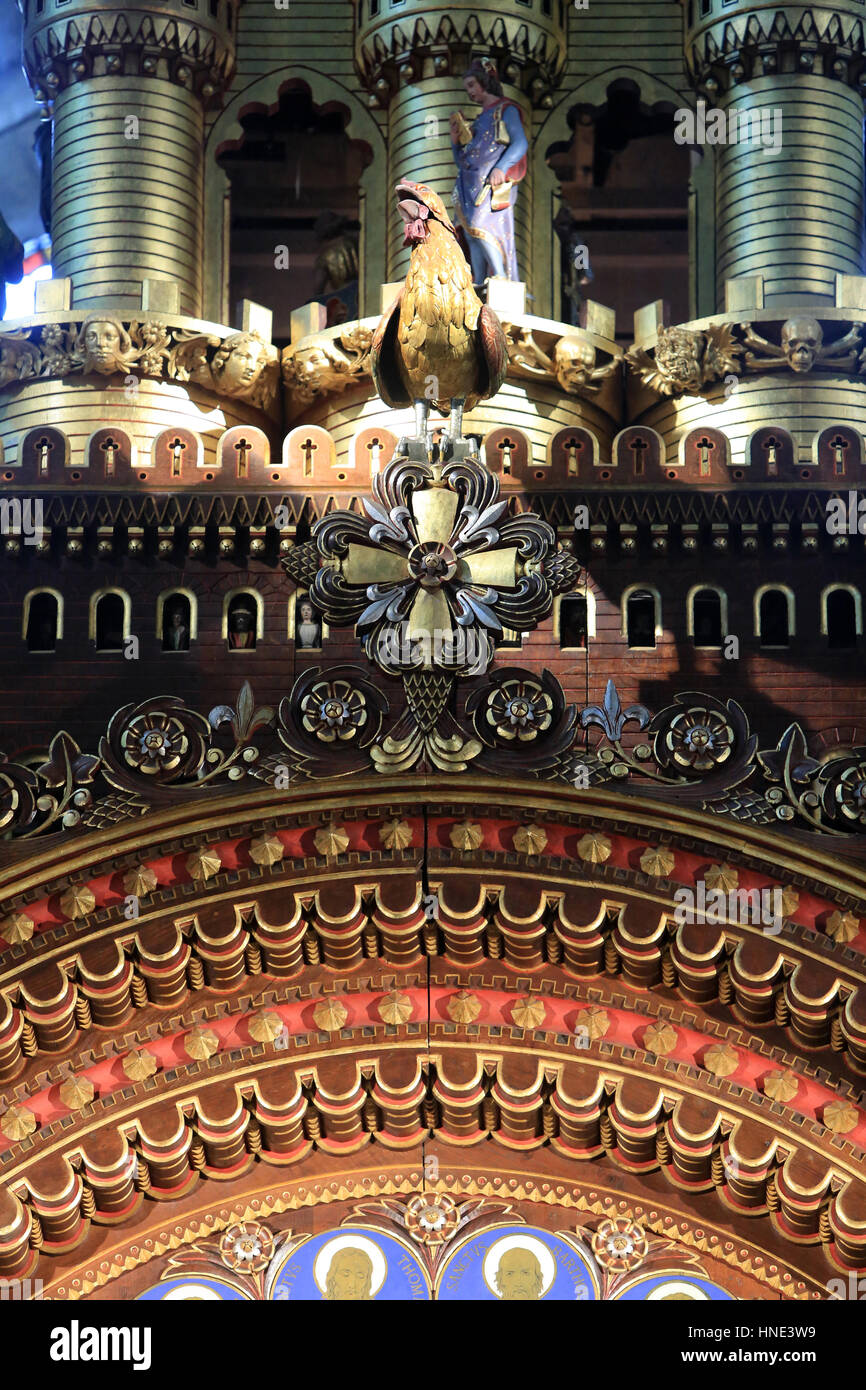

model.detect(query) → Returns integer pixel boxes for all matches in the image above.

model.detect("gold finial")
[314,824,350,857]
[60,884,96,920]
[380,818,414,850]
[449,821,483,852]
[2,912,34,944]
[186,847,222,882]
[313,997,349,1032]
[512,995,547,1029]
[378,990,414,1024]
[577,832,611,863]
[704,1043,740,1077]
[640,847,676,878]
[446,990,481,1023]
[184,1025,220,1060]
[249,834,285,867]
[1,1105,36,1141]
[513,824,548,855]
[122,866,158,898]
[122,1050,158,1081]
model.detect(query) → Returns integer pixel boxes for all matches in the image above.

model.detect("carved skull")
[781,317,823,373]
[554,336,597,393]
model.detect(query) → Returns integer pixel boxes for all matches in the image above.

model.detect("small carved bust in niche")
[211,331,278,407]
[295,597,322,650]
[227,596,257,650]
[162,598,190,652]
[77,314,137,375]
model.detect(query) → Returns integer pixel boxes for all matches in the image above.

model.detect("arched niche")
[86,428,134,483]
[204,72,384,328]
[536,72,693,323]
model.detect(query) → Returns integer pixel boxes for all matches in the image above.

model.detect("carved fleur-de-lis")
[580,680,650,741]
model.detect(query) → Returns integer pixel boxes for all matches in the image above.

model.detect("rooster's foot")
[396,435,434,463]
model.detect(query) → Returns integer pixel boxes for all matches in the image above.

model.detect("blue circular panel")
[615,1273,734,1300]
[437,1226,598,1300]
[137,1276,251,1301]
[271,1228,431,1301]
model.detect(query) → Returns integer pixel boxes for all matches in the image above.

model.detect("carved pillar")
[354,1,567,291]
[21,0,239,316]
[683,0,866,308]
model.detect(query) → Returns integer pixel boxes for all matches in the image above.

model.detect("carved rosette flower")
[404,1193,459,1246]
[649,692,753,780]
[591,1218,648,1273]
[219,1222,275,1274]
[306,453,556,677]
[468,667,576,769]
[103,697,211,785]
[485,678,553,743]
[300,678,368,743]
[819,750,866,827]
[0,757,38,832]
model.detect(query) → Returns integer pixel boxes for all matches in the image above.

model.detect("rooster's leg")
[442,398,465,454]
[413,397,431,450]
[398,399,433,461]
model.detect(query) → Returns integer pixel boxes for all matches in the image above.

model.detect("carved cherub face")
[655,326,704,393]
[80,316,133,374]
[212,333,271,393]
[554,336,597,391]
[292,344,333,381]
[781,317,822,373]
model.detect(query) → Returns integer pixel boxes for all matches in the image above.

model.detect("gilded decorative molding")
[0,317,279,412]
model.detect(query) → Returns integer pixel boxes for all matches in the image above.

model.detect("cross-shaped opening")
[829,433,849,476]
[366,437,382,475]
[100,436,119,477]
[498,437,516,474]
[301,438,317,478]
[36,435,53,476]
[762,434,782,476]
[694,436,715,476]
[629,435,649,477]
[234,437,251,479]
[168,436,187,478]
[564,436,584,477]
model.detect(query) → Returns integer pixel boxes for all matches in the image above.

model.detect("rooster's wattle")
[370,178,508,454]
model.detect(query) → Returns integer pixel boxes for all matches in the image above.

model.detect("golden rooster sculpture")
[371,178,508,457]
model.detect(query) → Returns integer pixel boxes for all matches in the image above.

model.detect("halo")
[313,1233,388,1296]
[482,1233,556,1298]
[161,1282,225,1301]
[646,1279,711,1301]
